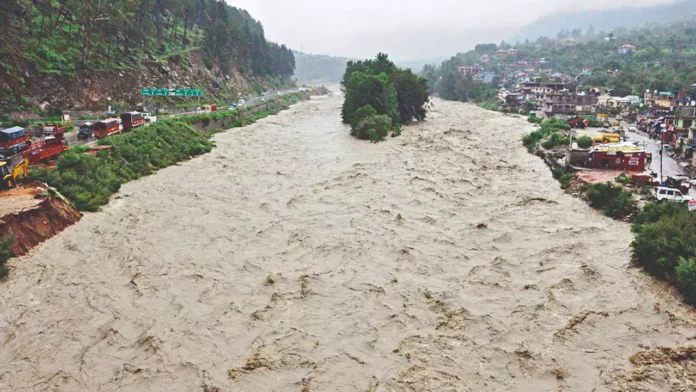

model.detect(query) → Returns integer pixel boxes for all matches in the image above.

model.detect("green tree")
[390,69,430,122]
[342,71,399,126]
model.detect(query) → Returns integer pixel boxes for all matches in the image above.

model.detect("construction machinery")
[0,155,28,189]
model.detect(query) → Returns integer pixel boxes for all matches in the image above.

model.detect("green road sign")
[141,88,202,97]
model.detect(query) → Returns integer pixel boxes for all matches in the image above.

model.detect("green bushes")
[0,234,13,278]
[341,53,429,141]
[522,119,571,152]
[32,121,212,211]
[528,115,543,124]
[577,136,593,148]
[552,167,574,189]
[351,114,392,142]
[632,201,696,305]
[585,182,637,219]
[31,93,304,212]
[676,258,696,304]
[542,132,571,150]
[352,105,378,128]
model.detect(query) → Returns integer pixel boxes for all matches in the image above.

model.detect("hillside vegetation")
[424,18,696,103]
[0,0,295,113]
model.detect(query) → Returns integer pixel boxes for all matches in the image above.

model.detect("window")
[667,190,675,196]
[659,189,667,195]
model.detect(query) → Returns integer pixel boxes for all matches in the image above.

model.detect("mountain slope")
[510,0,696,42]
[0,0,295,114]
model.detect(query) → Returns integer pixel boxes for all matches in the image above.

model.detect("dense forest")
[424,18,696,104]
[0,0,295,112]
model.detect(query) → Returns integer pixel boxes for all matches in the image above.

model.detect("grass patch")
[584,182,637,219]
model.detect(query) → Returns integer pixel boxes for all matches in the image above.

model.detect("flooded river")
[1,92,695,391]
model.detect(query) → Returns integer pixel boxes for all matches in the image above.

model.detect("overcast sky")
[228,0,679,61]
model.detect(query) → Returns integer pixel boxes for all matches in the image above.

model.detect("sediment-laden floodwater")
[1,92,695,391]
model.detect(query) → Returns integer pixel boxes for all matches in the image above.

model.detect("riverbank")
[0,92,312,278]
[1,96,693,391]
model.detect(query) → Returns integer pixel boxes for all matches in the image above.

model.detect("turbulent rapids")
[1,92,694,392]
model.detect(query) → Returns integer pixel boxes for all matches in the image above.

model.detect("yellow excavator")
[0,157,28,189]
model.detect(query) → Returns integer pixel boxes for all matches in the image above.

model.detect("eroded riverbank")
[1,93,694,391]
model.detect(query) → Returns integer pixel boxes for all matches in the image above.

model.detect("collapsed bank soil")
[1,93,695,391]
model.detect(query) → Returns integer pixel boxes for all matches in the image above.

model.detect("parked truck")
[78,122,93,140]
[42,124,67,137]
[0,127,31,158]
[121,112,145,132]
[93,119,120,139]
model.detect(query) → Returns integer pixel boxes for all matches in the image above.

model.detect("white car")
[238,100,246,107]
[656,187,693,203]
[629,126,637,132]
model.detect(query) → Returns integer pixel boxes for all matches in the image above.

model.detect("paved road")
[576,126,686,179]
[64,88,299,148]
[625,130,687,179]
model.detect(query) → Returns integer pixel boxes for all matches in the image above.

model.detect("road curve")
[1,92,694,391]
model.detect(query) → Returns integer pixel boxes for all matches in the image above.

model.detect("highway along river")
[1,91,694,391]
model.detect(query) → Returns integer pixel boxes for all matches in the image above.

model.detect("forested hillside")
[0,0,295,114]
[424,18,696,104]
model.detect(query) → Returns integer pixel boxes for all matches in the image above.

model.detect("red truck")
[23,124,69,164]
[0,127,31,158]
[42,124,67,137]
[121,112,145,132]
[23,138,68,165]
[93,119,120,139]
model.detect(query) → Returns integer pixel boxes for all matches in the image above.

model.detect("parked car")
[196,107,204,114]
[228,104,238,110]
[143,113,152,123]
[656,187,693,203]
[238,99,246,107]
[629,126,637,132]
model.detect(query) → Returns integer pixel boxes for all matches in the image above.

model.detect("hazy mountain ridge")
[511,0,696,42]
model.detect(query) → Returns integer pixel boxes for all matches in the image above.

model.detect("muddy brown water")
[2,92,695,391]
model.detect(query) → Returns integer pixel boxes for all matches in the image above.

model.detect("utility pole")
[660,129,664,183]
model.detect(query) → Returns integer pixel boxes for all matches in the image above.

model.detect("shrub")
[577,136,593,148]
[615,173,631,184]
[528,115,542,124]
[552,167,573,189]
[632,208,696,274]
[0,234,13,278]
[632,201,687,229]
[352,105,377,128]
[351,114,392,142]
[586,182,636,219]
[676,257,696,304]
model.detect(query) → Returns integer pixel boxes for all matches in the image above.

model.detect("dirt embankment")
[0,186,82,257]
[1,50,253,114]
